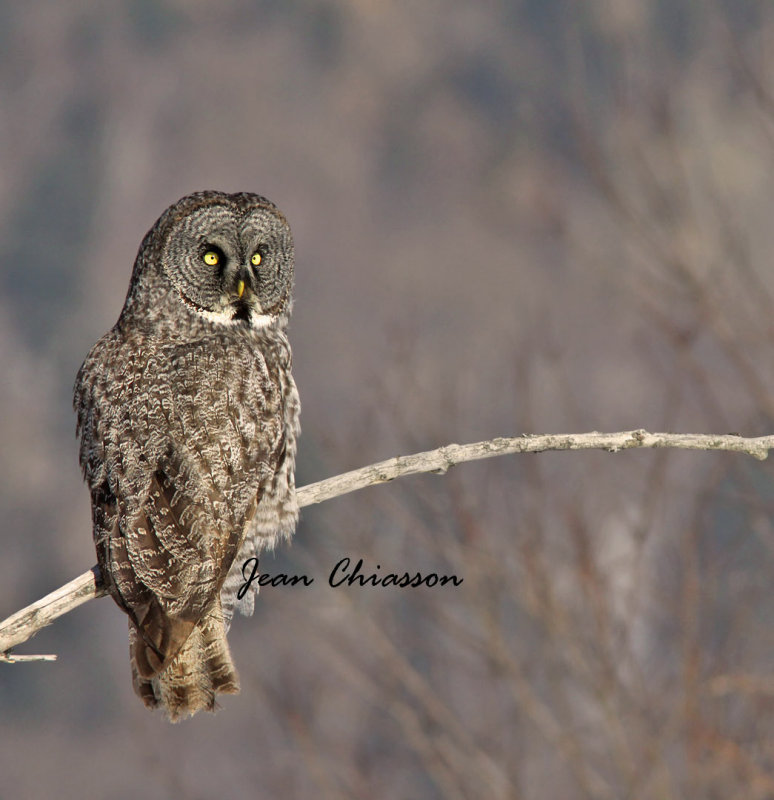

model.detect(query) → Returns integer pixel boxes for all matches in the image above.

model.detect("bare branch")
[296,429,773,507]
[0,653,57,662]
[0,568,104,655]
[1,428,771,657]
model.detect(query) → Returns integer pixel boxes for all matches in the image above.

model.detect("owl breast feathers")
[74,191,300,721]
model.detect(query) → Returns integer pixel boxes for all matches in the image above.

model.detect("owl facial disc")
[158,194,294,331]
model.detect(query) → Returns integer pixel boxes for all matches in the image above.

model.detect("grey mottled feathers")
[74,191,299,721]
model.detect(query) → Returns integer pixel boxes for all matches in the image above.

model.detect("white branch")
[0,653,57,662]
[1,429,770,657]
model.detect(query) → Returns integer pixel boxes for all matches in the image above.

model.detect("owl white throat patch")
[177,288,275,329]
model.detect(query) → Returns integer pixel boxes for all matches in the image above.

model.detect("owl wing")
[75,331,284,676]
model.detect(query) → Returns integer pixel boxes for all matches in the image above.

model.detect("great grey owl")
[74,191,300,721]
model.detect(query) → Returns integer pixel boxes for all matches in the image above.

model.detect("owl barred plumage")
[74,191,300,721]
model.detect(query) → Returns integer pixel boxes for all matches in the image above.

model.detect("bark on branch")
[1,429,771,657]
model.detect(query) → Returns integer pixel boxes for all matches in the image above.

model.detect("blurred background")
[2,0,774,797]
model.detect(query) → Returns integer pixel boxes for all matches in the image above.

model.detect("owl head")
[122,191,294,332]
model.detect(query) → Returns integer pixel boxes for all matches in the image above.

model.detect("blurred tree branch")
[1,428,773,658]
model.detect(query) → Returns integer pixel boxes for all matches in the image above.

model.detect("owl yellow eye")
[250,252,262,267]
[203,251,219,266]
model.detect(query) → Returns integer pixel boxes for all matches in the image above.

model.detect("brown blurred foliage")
[2,0,774,797]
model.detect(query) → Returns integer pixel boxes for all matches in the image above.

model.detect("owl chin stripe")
[178,288,273,330]
[194,307,275,329]
[249,313,275,329]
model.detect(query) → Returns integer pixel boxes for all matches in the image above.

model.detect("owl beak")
[234,267,251,302]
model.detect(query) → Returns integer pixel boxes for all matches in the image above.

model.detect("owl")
[74,191,300,722]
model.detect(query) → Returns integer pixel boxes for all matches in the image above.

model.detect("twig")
[0,653,57,662]
[1,429,772,657]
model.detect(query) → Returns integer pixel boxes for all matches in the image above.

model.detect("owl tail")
[130,601,240,723]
